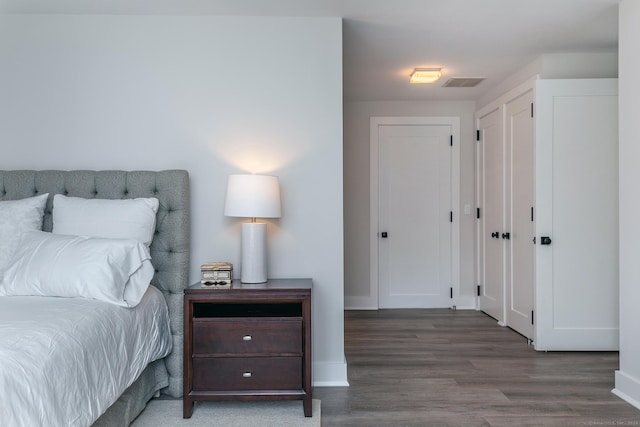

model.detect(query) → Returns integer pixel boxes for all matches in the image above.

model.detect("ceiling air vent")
[442,77,485,88]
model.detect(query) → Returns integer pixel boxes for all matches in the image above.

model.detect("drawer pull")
[242,335,252,341]
[242,372,252,378]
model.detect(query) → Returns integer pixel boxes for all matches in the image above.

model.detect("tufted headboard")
[0,170,190,398]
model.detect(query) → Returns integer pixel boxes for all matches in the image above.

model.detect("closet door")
[535,79,618,350]
[505,90,535,339]
[478,107,504,324]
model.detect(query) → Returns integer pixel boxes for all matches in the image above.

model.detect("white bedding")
[0,285,172,427]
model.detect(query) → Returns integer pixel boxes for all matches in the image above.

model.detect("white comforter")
[0,286,172,427]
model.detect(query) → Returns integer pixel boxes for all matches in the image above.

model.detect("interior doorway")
[370,116,460,309]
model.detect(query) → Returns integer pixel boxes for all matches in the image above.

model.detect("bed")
[0,170,190,427]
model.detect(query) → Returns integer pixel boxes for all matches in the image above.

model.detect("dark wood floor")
[314,309,640,426]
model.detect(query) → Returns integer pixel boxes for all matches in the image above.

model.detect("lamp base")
[241,222,268,283]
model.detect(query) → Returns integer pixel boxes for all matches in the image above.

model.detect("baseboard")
[613,370,640,410]
[452,295,477,310]
[344,295,377,310]
[313,358,349,387]
[346,295,478,311]
[344,305,378,310]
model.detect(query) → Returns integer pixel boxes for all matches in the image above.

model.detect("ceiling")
[0,0,620,102]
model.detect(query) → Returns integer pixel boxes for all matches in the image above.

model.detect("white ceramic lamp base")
[240,222,268,283]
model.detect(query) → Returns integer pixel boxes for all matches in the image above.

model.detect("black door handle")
[541,236,552,245]
[491,232,499,239]
[502,232,510,240]
[381,232,388,238]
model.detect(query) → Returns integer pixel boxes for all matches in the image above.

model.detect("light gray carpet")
[131,399,321,427]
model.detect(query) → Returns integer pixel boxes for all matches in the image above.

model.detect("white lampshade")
[224,174,281,219]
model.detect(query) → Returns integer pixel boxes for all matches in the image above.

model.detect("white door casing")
[370,117,460,309]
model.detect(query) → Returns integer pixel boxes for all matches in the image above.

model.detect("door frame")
[370,116,460,309]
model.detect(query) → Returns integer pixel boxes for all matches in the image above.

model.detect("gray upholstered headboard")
[0,170,190,398]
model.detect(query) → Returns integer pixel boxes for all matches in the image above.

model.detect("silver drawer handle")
[243,372,252,378]
[242,335,252,341]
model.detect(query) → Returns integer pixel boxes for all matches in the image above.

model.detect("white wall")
[614,0,640,409]
[344,100,476,309]
[0,14,347,386]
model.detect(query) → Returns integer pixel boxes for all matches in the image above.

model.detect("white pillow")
[0,230,154,307]
[0,193,49,272]
[52,195,159,246]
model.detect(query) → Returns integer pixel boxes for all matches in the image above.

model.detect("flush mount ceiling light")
[409,68,442,84]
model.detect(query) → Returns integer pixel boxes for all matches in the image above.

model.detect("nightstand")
[183,278,312,418]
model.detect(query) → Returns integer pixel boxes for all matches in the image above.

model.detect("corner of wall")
[613,370,640,410]
[313,359,349,387]
[476,57,542,109]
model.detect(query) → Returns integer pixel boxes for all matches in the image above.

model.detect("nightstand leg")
[303,396,312,417]
[183,398,194,418]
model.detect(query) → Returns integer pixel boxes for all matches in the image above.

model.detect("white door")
[478,107,504,323]
[378,124,452,308]
[505,90,535,339]
[535,79,618,350]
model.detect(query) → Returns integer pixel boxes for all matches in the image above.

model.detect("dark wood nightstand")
[183,278,312,418]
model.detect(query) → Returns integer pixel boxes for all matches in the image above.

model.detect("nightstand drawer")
[192,357,302,391]
[193,317,302,355]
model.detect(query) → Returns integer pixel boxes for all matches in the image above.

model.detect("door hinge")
[531,206,534,222]
[450,287,453,299]
[531,102,534,118]
[450,211,453,223]
[477,207,480,219]
[450,135,453,146]
[477,285,481,296]
[476,130,480,141]
[531,310,534,325]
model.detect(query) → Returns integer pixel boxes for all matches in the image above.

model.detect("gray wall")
[0,14,347,385]
[615,0,640,409]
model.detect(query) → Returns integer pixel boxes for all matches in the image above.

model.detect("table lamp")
[224,174,281,283]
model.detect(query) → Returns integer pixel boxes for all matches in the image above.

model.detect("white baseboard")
[452,295,477,310]
[613,370,640,410]
[313,358,349,387]
[344,305,378,310]
[346,295,478,311]
[344,295,377,310]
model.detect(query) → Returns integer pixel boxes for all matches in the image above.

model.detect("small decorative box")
[200,262,233,288]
